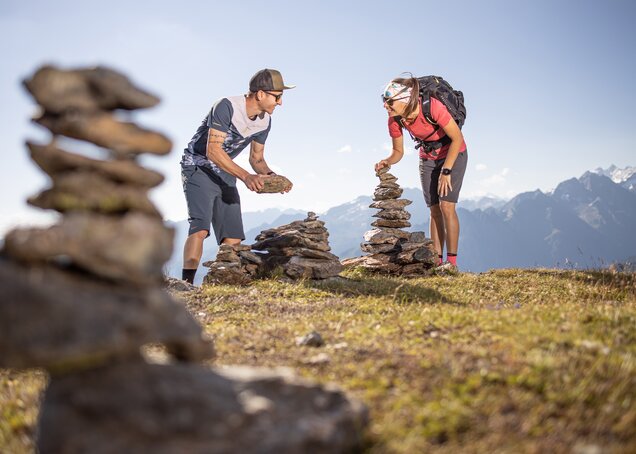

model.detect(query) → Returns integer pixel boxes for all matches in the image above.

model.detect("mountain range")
[165,166,636,281]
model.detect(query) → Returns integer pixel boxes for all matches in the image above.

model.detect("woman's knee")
[440,201,456,215]
[429,204,443,218]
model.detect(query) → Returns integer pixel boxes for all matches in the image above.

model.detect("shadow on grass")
[302,273,464,306]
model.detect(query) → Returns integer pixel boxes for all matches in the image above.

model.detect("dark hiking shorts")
[419,150,468,207]
[181,165,245,244]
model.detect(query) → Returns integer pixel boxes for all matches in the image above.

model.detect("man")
[180,69,295,284]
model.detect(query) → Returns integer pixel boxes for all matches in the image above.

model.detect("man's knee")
[221,237,241,246]
[183,230,208,269]
[189,229,209,240]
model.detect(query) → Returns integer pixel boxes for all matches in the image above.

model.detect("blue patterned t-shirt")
[180,95,271,185]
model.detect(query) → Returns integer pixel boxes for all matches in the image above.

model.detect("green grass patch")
[2,269,635,453]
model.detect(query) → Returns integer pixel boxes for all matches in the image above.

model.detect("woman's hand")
[375,137,404,173]
[375,159,391,172]
[438,174,453,197]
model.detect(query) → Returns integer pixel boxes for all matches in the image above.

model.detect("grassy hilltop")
[2,268,636,453]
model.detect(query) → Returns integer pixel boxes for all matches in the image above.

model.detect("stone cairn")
[205,212,343,283]
[203,243,262,285]
[0,65,366,452]
[343,167,437,275]
[252,212,344,280]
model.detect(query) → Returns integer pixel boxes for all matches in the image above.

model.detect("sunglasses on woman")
[382,95,395,106]
[382,94,410,106]
[382,86,410,106]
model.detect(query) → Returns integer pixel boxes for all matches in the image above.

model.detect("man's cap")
[249,69,296,92]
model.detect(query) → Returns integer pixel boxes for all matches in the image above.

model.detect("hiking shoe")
[434,261,459,275]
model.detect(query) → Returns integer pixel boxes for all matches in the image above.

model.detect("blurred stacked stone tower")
[343,167,437,275]
[0,65,366,452]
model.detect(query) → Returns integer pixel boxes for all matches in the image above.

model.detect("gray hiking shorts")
[181,165,245,244]
[419,150,468,207]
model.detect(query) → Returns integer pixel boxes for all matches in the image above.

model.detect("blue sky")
[1,0,635,232]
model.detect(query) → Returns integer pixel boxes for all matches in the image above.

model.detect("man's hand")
[242,174,265,192]
[375,159,390,172]
[280,178,293,193]
[438,174,453,197]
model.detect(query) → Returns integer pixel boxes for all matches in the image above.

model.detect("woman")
[374,76,468,270]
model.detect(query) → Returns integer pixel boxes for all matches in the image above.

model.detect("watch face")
[442,168,451,175]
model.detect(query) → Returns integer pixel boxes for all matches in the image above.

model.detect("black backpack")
[396,75,466,154]
[418,75,466,129]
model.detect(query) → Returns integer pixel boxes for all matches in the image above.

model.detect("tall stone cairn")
[0,65,367,452]
[252,212,344,279]
[343,167,437,275]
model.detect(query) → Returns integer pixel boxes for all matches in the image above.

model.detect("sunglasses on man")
[265,91,283,102]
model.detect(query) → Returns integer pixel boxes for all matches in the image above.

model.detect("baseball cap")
[249,69,296,92]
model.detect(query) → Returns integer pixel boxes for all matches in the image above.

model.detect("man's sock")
[446,253,457,266]
[438,254,444,266]
[182,268,196,284]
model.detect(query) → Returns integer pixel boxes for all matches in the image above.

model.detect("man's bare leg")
[182,230,208,283]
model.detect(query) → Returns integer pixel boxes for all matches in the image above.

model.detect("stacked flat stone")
[370,166,411,233]
[343,167,436,275]
[203,243,263,285]
[252,212,344,279]
[0,65,367,452]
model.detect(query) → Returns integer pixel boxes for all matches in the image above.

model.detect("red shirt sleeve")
[429,97,452,128]
[388,116,403,138]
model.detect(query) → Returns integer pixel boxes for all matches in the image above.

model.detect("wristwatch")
[441,168,452,176]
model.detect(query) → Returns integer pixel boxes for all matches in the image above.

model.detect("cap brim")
[282,84,296,90]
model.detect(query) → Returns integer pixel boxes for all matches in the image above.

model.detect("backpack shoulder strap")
[420,96,438,129]
[417,77,439,128]
[394,115,415,142]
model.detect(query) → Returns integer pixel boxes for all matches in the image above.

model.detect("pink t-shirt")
[388,97,467,160]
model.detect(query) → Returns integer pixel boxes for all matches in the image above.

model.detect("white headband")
[382,82,412,103]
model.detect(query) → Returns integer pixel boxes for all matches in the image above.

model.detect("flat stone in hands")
[257,175,292,194]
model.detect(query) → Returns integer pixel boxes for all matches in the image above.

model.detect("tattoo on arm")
[208,132,226,146]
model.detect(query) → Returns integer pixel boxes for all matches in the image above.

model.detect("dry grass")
[2,268,635,453]
[0,370,46,453]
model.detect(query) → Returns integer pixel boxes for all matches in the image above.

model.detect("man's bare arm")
[249,141,274,175]
[206,129,264,191]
